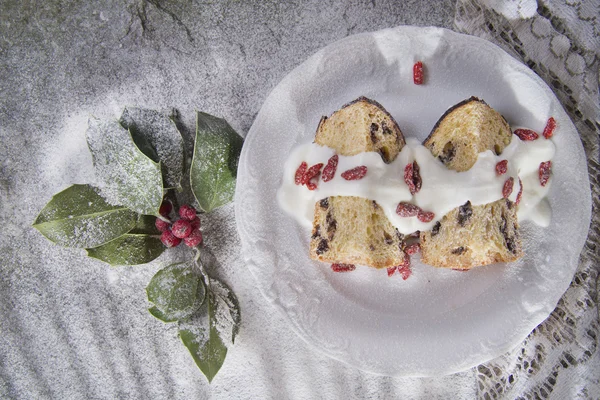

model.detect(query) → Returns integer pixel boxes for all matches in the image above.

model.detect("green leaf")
[146,263,205,322]
[190,112,243,212]
[149,306,179,323]
[119,108,185,190]
[86,117,164,216]
[178,278,241,382]
[33,184,137,248]
[86,233,164,266]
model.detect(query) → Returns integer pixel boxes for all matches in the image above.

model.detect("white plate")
[234,26,591,376]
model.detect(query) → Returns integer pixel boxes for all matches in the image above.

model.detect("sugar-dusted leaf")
[86,233,164,266]
[120,108,185,190]
[178,278,241,382]
[86,117,164,216]
[33,184,137,248]
[190,112,243,212]
[146,262,205,322]
[149,306,178,323]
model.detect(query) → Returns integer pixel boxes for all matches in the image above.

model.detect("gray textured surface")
[0,1,477,399]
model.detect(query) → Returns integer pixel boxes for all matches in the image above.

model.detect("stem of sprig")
[193,248,210,289]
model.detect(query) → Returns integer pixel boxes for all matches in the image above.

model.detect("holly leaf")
[33,184,137,248]
[86,117,164,216]
[120,108,185,190]
[178,278,241,382]
[85,215,164,265]
[190,112,243,212]
[146,263,205,323]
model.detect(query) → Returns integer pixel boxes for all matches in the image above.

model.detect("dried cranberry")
[502,177,514,198]
[304,163,324,182]
[413,61,424,85]
[542,117,556,139]
[539,161,552,187]
[190,217,201,230]
[396,202,420,217]
[516,178,523,205]
[404,161,421,195]
[294,161,308,185]
[341,166,367,180]
[514,128,539,141]
[398,265,412,280]
[322,155,338,182]
[387,266,397,277]
[417,210,435,223]
[405,243,421,255]
[331,263,356,272]
[306,181,317,191]
[496,160,508,175]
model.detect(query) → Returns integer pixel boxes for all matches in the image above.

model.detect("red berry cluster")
[155,202,203,248]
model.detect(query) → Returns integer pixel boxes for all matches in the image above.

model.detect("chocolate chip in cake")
[316,239,329,255]
[383,231,393,245]
[319,198,329,210]
[372,200,379,209]
[451,246,466,255]
[382,122,392,135]
[311,225,321,239]
[457,201,473,226]
[438,142,456,164]
[431,221,441,236]
[369,244,375,251]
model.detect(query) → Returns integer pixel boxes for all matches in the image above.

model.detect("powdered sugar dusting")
[86,117,164,215]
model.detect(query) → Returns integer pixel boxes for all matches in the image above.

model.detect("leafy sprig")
[33,107,243,383]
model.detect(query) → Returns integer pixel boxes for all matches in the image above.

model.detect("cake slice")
[309,97,406,268]
[420,97,523,269]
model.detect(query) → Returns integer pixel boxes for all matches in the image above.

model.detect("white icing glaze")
[277,136,555,234]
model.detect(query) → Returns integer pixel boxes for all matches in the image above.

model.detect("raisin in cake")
[309,97,406,268]
[420,97,523,269]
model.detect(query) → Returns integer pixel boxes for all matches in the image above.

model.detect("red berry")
[496,160,508,175]
[502,177,514,198]
[179,204,197,221]
[159,201,172,217]
[514,128,539,141]
[542,117,556,139]
[331,263,356,272]
[388,253,411,278]
[190,217,201,230]
[516,178,523,205]
[303,163,324,189]
[404,161,421,195]
[396,202,420,217]
[322,155,339,182]
[405,243,421,255]
[398,265,412,280]
[413,61,424,85]
[184,229,203,247]
[539,161,552,187]
[294,161,308,185]
[155,218,170,232]
[160,230,181,247]
[417,210,435,223]
[171,219,192,238]
[341,166,367,180]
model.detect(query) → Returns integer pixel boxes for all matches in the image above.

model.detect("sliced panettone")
[423,96,512,171]
[310,197,405,268]
[420,97,523,269]
[309,97,406,268]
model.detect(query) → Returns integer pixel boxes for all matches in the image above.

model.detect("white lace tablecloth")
[455,0,600,398]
